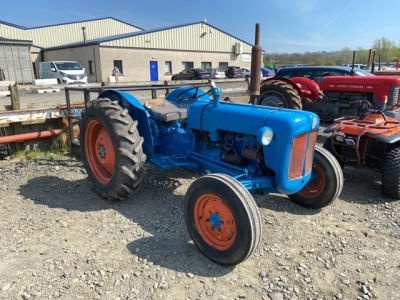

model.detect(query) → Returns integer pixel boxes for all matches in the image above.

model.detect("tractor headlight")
[257,127,274,146]
[334,134,345,143]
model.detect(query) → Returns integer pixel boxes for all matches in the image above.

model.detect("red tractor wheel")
[289,147,343,209]
[79,98,146,200]
[184,174,261,266]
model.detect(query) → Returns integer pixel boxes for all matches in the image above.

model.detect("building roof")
[0,17,144,31]
[0,37,33,44]
[43,20,253,50]
[1,18,257,55]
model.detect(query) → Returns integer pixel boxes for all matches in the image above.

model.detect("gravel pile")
[0,140,399,299]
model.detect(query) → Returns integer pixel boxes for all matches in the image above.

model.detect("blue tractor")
[78,82,343,266]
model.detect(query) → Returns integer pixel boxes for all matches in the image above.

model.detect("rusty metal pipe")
[249,23,262,105]
[0,129,62,144]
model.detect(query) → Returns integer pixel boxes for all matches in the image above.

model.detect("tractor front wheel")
[79,98,146,200]
[184,174,261,266]
[258,80,302,110]
[289,147,343,209]
[382,147,400,199]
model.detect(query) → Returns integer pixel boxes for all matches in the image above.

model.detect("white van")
[39,61,88,84]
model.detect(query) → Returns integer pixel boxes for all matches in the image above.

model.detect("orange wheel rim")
[194,194,236,250]
[85,120,116,184]
[298,163,325,198]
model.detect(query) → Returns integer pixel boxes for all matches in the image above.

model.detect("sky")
[1,0,400,54]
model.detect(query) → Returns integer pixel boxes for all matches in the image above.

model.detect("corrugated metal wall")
[0,42,33,84]
[0,18,142,49]
[101,24,252,53]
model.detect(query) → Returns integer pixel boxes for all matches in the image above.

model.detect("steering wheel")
[176,86,212,102]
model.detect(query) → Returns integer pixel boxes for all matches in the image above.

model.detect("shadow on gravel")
[253,194,322,216]
[19,162,348,276]
[18,170,234,276]
[337,166,396,205]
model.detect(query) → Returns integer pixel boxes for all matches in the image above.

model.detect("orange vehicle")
[323,104,400,199]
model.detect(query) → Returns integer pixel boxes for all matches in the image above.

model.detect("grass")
[14,149,79,162]
[10,130,81,162]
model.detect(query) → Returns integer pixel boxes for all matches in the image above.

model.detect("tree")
[263,37,400,67]
[338,47,353,66]
[372,38,398,63]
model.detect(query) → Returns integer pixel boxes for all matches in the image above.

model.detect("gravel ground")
[0,139,400,300]
[0,127,399,300]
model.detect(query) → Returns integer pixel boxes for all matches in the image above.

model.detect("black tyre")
[258,80,302,110]
[184,173,262,266]
[322,137,345,169]
[382,147,400,199]
[79,98,146,200]
[289,147,343,209]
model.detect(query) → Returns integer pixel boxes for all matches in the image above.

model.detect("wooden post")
[9,84,24,151]
[164,80,170,96]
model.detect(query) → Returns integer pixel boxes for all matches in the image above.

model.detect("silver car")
[205,67,226,79]
[241,68,263,78]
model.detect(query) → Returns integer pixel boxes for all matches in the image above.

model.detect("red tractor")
[257,74,400,121]
[256,71,400,199]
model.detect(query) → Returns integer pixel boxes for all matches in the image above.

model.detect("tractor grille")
[389,85,400,107]
[288,130,318,180]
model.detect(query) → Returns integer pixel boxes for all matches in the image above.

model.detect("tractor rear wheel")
[258,80,302,110]
[289,147,343,209]
[382,147,400,199]
[184,173,261,266]
[79,98,146,200]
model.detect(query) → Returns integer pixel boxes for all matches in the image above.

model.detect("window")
[113,60,123,74]
[219,62,228,67]
[88,60,94,75]
[182,61,194,70]
[201,62,211,69]
[165,61,172,74]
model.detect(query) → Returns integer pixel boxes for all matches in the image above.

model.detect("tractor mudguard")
[260,76,321,101]
[374,132,400,144]
[289,77,321,101]
[98,90,154,159]
[323,123,339,134]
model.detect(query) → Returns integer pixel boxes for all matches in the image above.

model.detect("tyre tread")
[79,98,146,201]
[382,147,400,199]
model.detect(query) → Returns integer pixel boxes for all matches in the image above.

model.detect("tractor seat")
[145,99,187,122]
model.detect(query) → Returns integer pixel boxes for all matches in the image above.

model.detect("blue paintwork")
[209,213,222,230]
[99,85,320,195]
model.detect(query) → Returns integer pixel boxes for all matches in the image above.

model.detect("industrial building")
[0,18,256,84]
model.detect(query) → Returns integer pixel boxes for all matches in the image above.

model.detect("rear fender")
[290,77,321,101]
[323,123,339,134]
[261,77,320,100]
[98,90,154,159]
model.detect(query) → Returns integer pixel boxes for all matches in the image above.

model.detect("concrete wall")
[97,47,252,83]
[40,45,257,83]
[41,45,101,82]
